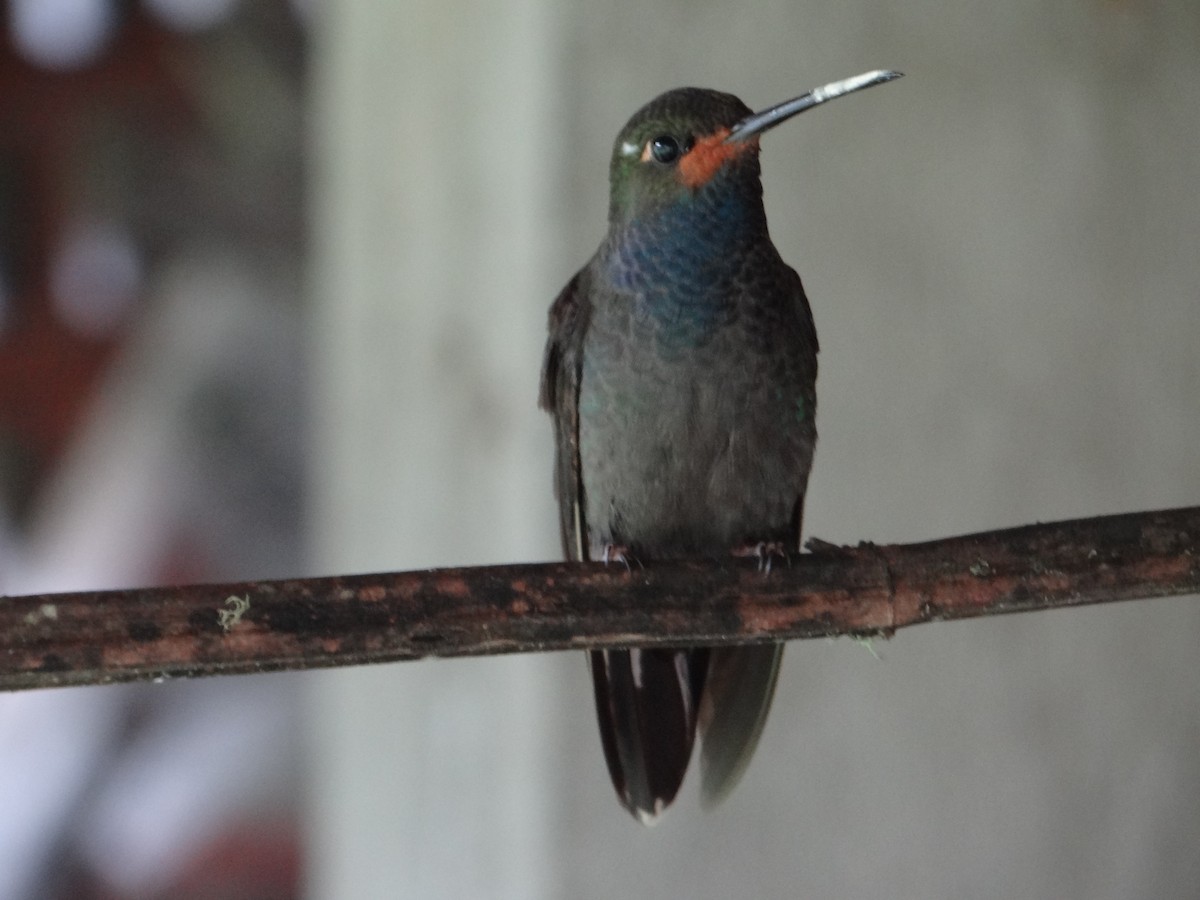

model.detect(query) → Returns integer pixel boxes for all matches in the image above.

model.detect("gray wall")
[308,1,1200,896]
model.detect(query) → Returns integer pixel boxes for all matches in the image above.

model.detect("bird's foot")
[732,540,790,574]
[601,543,637,571]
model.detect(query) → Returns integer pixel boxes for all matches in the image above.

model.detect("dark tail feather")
[698,642,784,808]
[590,647,709,824]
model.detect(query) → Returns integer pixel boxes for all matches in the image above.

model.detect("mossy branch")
[1,506,1196,691]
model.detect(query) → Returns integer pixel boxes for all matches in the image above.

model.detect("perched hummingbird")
[539,70,901,823]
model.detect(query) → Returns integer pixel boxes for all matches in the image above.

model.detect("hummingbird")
[539,70,901,823]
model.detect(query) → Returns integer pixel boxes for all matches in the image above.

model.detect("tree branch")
[1,506,1196,692]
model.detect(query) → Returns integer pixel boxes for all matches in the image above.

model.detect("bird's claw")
[732,540,790,574]
[601,543,636,572]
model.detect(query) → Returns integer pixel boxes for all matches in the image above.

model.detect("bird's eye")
[650,135,681,164]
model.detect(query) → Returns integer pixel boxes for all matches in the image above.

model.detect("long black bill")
[725,69,903,143]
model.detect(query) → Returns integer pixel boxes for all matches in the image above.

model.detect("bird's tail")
[697,642,784,807]
[590,647,709,824]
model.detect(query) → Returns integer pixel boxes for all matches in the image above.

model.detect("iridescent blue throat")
[603,174,769,346]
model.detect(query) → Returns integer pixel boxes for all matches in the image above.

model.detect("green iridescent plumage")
[541,72,899,822]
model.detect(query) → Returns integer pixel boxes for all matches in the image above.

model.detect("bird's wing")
[539,268,591,563]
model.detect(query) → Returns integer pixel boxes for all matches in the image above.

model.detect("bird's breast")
[577,289,815,557]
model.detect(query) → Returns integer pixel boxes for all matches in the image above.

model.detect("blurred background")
[2,0,1199,898]
[0,2,306,897]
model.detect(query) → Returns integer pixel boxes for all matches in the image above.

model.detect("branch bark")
[1,506,1196,692]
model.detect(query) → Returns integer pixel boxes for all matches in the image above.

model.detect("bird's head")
[606,71,902,227]
[607,88,757,226]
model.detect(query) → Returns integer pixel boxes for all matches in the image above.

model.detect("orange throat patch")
[678,128,756,189]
